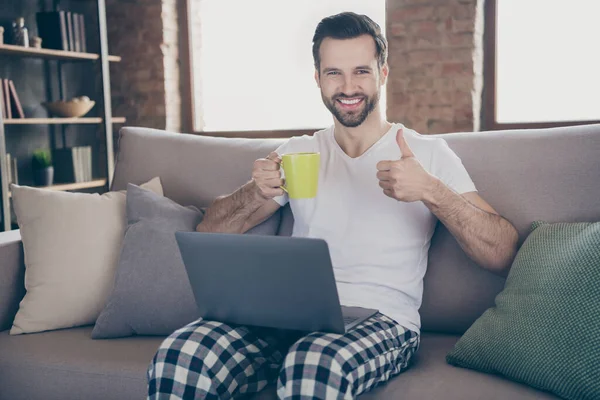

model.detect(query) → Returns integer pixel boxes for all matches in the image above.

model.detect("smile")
[337,97,364,110]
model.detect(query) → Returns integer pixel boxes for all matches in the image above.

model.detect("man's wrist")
[422,176,446,208]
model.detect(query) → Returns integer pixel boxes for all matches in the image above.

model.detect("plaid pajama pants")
[147,313,419,400]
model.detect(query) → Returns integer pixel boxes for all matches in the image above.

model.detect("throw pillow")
[446,221,600,400]
[9,177,163,335]
[92,184,203,338]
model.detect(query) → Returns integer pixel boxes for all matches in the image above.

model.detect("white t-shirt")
[273,123,476,333]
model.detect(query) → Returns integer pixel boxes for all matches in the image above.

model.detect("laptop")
[175,231,378,334]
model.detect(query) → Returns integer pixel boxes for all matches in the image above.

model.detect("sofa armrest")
[0,229,25,332]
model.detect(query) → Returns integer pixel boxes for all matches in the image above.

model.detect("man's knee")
[277,335,353,398]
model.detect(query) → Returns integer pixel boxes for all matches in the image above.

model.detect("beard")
[322,90,379,128]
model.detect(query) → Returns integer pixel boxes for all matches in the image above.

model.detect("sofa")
[1,123,599,400]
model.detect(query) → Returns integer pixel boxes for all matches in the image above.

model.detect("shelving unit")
[0,0,122,231]
[7,178,107,197]
[0,43,121,62]
[3,117,126,125]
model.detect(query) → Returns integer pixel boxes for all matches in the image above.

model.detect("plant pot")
[33,166,54,187]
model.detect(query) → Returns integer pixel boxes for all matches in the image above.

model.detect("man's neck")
[333,109,392,158]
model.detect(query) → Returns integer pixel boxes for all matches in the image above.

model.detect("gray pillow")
[92,183,203,339]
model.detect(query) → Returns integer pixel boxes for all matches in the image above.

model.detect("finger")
[256,159,280,171]
[376,160,395,171]
[264,187,285,197]
[266,152,281,162]
[263,177,285,188]
[378,180,392,190]
[376,170,392,181]
[383,188,394,197]
[253,170,281,179]
[396,128,415,159]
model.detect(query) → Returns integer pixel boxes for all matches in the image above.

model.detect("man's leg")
[276,313,419,400]
[148,319,287,400]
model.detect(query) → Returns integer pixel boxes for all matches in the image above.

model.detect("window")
[187,0,386,134]
[484,0,600,128]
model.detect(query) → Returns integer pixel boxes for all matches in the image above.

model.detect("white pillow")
[9,177,163,335]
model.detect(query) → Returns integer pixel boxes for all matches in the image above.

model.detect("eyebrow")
[322,66,374,73]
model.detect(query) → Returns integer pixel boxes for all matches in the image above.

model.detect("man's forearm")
[422,179,519,275]
[196,182,265,234]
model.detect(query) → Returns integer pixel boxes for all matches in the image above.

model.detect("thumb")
[396,128,414,159]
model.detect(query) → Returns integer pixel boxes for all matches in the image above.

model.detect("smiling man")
[147,12,519,400]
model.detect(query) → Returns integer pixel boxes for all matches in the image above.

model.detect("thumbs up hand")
[376,128,438,203]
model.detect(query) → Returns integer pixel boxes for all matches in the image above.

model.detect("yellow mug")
[280,152,320,199]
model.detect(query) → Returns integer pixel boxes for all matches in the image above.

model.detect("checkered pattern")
[147,313,419,399]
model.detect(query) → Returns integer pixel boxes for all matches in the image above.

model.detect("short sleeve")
[430,139,477,194]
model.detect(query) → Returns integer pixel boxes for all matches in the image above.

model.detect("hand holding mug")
[252,152,285,199]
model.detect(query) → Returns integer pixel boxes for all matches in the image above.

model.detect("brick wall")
[105,1,482,135]
[386,0,484,134]
[106,0,181,132]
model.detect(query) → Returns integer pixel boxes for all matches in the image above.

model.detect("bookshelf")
[0,0,121,231]
[7,178,107,197]
[0,43,121,62]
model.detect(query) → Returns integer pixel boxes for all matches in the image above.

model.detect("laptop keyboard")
[343,316,359,325]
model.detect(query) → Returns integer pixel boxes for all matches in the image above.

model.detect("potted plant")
[32,149,54,186]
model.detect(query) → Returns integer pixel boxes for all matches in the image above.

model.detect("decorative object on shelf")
[0,26,4,45]
[31,36,42,49]
[11,18,29,47]
[32,149,54,186]
[42,96,95,118]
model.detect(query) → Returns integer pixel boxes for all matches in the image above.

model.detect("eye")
[327,71,340,76]
[357,69,370,75]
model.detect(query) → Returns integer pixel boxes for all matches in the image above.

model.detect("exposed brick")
[452,19,475,33]
[106,0,181,132]
[387,0,482,134]
[391,5,436,21]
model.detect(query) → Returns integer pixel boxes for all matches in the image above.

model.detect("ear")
[380,63,389,86]
[314,69,320,88]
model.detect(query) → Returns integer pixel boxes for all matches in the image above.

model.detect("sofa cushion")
[0,327,162,400]
[92,184,203,339]
[447,221,600,400]
[9,177,163,335]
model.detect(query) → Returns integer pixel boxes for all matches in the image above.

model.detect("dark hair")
[312,12,388,72]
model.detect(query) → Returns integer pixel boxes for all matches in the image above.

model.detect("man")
[148,12,519,400]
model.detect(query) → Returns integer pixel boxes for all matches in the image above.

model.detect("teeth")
[339,98,361,105]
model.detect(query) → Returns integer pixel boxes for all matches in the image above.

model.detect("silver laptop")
[175,231,378,334]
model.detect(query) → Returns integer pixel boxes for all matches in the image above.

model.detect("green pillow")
[446,221,600,400]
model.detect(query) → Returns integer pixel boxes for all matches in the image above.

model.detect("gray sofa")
[2,123,599,400]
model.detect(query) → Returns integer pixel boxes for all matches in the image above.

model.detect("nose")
[341,75,358,96]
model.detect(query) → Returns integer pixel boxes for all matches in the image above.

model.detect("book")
[53,146,92,183]
[36,11,69,51]
[72,13,81,52]
[8,80,25,118]
[2,79,11,119]
[78,14,87,53]
[4,154,18,186]
[0,80,5,119]
[66,12,75,51]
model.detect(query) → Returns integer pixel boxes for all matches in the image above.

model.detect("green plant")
[32,149,52,170]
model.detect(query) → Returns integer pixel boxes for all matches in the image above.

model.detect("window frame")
[482,0,600,130]
[180,0,322,138]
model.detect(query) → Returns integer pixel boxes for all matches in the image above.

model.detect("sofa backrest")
[112,124,600,334]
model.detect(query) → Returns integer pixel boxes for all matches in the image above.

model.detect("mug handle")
[279,159,288,193]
